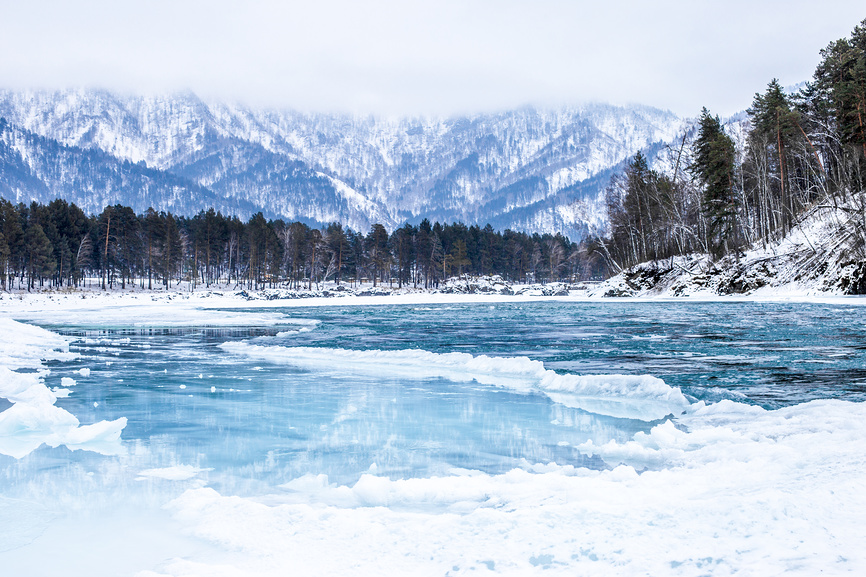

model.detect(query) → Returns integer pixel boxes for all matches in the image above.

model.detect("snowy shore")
[1,272,864,323]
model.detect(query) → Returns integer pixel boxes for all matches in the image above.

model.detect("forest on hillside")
[0,197,604,292]
[601,19,866,271]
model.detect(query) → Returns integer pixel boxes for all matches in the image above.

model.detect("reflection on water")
[26,324,639,496]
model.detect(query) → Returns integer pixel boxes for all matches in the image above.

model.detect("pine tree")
[23,223,55,290]
[0,199,23,290]
[389,223,415,288]
[0,231,9,291]
[692,108,738,258]
[813,19,866,191]
[162,212,182,288]
[366,224,390,287]
[326,222,348,285]
[416,219,433,288]
[748,80,801,233]
[449,239,471,277]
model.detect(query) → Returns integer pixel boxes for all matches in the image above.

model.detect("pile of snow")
[0,318,126,459]
[219,343,689,421]
[427,276,585,297]
[436,275,516,295]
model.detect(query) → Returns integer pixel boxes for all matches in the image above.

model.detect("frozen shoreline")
[1,279,865,323]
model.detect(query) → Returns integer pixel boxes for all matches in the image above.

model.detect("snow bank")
[592,192,866,298]
[0,318,126,459]
[218,343,689,421]
[157,398,866,576]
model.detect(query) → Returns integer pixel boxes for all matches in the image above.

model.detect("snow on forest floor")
[591,194,866,298]
[0,279,580,326]
[1,270,864,323]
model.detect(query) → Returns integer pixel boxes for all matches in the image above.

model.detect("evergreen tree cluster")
[0,198,606,292]
[603,19,866,270]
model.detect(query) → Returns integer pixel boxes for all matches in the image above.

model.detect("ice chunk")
[219,343,689,421]
[63,417,127,449]
[0,319,77,370]
[0,319,127,458]
[0,398,126,459]
[0,367,58,405]
[137,465,212,481]
[12,305,294,328]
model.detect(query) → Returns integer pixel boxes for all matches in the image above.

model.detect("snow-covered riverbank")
[1,273,864,325]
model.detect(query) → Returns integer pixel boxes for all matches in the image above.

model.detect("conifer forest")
[602,19,866,271]
[0,197,600,292]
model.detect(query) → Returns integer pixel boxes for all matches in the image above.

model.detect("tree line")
[601,19,866,270]
[0,198,606,292]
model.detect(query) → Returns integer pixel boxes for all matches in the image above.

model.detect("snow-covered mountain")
[0,88,684,238]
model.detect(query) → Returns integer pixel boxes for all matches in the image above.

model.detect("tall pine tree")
[692,108,738,258]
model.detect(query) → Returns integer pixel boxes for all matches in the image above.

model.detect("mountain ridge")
[0,88,684,237]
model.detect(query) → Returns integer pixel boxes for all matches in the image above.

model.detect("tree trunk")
[102,213,111,290]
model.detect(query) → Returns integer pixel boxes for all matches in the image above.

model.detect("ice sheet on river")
[157,398,866,576]
[0,319,126,459]
[4,304,295,328]
[219,343,690,421]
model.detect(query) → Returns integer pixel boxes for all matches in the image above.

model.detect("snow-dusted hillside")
[0,88,684,237]
[591,192,866,297]
[0,117,253,217]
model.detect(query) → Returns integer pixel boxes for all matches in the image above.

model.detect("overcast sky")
[1,1,863,117]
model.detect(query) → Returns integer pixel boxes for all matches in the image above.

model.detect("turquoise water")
[6,300,860,494]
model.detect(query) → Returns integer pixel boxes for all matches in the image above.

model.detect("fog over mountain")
[0,89,684,239]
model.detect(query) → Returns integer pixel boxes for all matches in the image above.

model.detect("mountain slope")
[0,89,684,237]
[0,117,254,217]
